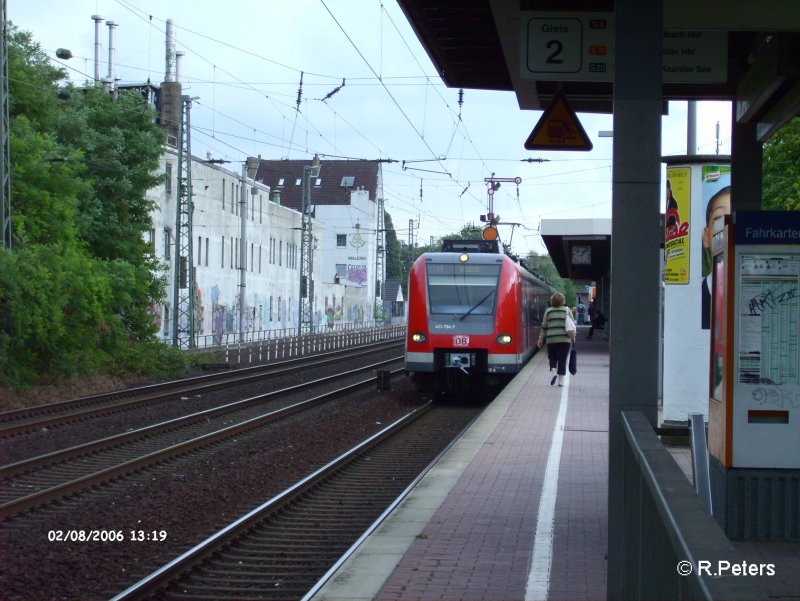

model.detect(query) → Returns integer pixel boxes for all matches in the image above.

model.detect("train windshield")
[427,263,501,316]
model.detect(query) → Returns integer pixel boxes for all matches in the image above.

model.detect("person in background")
[586,311,606,339]
[577,301,586,325]
[538,292,576,387]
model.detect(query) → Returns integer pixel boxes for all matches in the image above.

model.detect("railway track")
[0,340,403,438]
[0,359,403,519]
[111,402,481,601]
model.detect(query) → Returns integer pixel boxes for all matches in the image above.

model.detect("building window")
[149,228,156,253]
[269,296,273,322]
[250,243,254,271]
[221,236,225,267]
[336,264,347,278]
[164,228,171,260]
[278,178,284,187]
[278,296,282,322]
[314,178,322,187]
[259,245,262,273]
[231,182,235,213]
[295,178,301,186]
[205,238,209,266]
[336,234,347,247]
[163,305,170,335]
[165,163,173,194]
[222,178,225,211]
[197,235,202,266]
[279,241,282,267]
[259,195,263,223]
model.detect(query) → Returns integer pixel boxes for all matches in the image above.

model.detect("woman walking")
[537,292,577,387]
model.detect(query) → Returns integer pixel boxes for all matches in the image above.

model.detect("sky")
[9,0,734,256]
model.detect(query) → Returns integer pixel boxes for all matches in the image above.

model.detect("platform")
[311,331,609,601]
[309,330,799,601]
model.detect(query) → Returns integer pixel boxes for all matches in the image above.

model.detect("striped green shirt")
[542,307,571,344]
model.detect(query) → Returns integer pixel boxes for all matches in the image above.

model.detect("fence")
[184,323,406,366]
[619,411,765,601]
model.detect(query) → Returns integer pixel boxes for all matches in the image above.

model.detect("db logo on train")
[453,335,470,346]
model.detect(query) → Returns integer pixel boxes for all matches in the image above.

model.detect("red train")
[405,240,555,395]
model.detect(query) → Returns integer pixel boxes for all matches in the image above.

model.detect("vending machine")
[708,210,800,539]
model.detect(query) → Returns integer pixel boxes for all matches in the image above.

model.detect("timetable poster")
[738,254,800,385]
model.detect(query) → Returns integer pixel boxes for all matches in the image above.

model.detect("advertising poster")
[664,166,691,284]
[701,165,731,329]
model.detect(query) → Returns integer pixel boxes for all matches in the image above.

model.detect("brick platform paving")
[312,331,610,601]
[310,330,797,601]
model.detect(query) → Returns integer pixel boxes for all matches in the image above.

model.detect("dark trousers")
[547,342,571,376]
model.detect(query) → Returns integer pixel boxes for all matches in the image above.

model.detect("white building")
[148,153,385,345]
[255,159,384,331]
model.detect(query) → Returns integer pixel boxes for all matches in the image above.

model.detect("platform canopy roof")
[396,0,800,139]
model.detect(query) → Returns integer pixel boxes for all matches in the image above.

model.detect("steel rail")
[0,365,404,519]
[0,340,402,437]
[110,399,435,601]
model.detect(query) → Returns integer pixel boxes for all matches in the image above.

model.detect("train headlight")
[459,253,469,263]
[411,332,427,343]
[496,334,512,345]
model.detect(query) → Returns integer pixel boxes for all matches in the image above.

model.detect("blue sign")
[735,211,800,245]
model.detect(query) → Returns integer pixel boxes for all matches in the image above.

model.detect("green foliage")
[6,28,67,127]
[524,251,576,305]
[54,87,165,261]
[1,25,184,387]
[444,223,484,240]
[0,246,114,383]
[762,118,800,211]
[384,211,404,282]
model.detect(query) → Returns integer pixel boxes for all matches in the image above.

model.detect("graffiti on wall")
[211,285,224,344]
[347,264,367,284]
[194,283,205,334]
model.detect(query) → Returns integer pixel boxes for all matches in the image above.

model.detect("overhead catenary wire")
[44,1,616,253]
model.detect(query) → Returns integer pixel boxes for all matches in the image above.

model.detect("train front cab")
[406,250,527,396]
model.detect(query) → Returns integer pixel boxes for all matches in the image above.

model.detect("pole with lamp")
[298,154,321,336]
[238,156,260,343]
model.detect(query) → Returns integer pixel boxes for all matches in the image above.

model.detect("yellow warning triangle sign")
[525,92,593,151]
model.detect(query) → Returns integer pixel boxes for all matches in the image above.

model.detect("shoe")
[558,383,564,387]
[550,375,557,385]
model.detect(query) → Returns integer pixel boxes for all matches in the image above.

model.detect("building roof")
[253,159,380,212]
[383,279,404,302]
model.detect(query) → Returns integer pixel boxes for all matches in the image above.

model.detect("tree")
[1,26,180,388]
[444,223,484,240]
[762,117,800,211]
[384,211,404,282]
[524,251,576,306]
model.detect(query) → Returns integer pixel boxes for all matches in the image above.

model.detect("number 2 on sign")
[546,40,564,64]
[454,335,469,346]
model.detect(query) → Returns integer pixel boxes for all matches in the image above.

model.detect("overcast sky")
[10,0,733,255]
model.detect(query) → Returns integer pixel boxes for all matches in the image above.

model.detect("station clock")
[571,244,591,265]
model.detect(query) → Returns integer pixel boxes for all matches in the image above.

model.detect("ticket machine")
[708,210,800,540]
